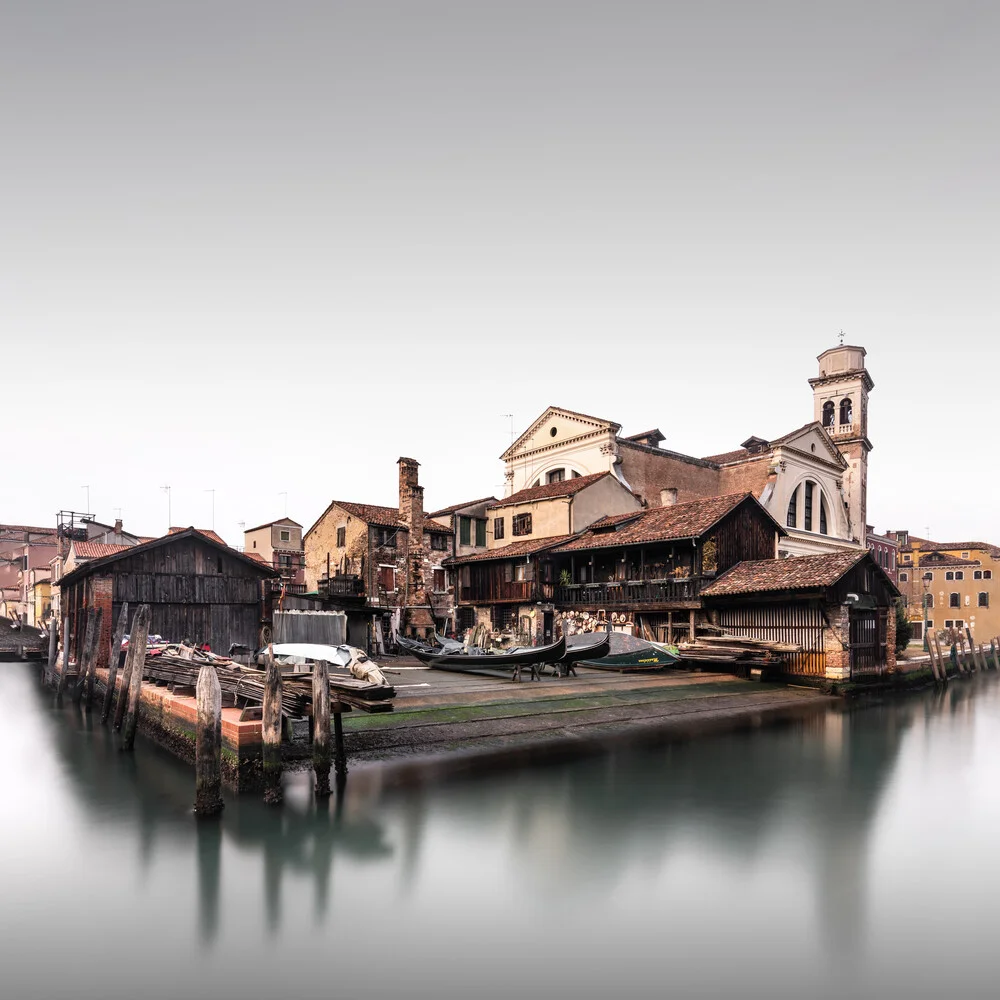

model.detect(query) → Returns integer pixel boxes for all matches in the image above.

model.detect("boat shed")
[58,527,278,671]
[700,549,900,680]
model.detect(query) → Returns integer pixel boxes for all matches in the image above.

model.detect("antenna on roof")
[502,413,514,445]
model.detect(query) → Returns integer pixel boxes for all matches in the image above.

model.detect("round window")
[549,426,557,437]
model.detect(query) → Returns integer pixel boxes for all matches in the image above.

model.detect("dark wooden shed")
[59,527,277,669]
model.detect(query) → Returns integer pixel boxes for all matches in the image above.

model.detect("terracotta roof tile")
[489,472,612,509]
[552,493,767,553]
[423,522,452,534]
[73,542,132,560]
[445,535,576,565]
[701,549,867,597]
[169,527,228,546]
[244,518,303,533]
[325,503,406,529]
[244,551,269,565]
[915,554,981,568]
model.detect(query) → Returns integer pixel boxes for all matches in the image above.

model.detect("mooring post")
[263,644,283,804]
[965,628,982,672]
[992,638,1000,671]
[72,609,98,705]
[313,660,332,798]
[120,605,151,752]
[100,602,129,724]
[333,709,347,786]
[932,631,948,681]
[112,629,135,731]
[83,607,104,707]
[45,618,58,685]
[926,632,940,682]
[55,615,72,699]
[194,662,224,817]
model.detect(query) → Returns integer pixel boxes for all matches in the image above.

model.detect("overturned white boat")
[261,643,389,687]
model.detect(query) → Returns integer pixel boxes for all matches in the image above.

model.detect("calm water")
[4,663,1000,1000]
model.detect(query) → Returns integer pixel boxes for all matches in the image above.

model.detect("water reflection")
[4,664,999,1000]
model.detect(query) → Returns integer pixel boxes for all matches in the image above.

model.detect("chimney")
[114,518,123,536]
[660,487,678,507]
[398,457,424,538]
[397,457,433,636]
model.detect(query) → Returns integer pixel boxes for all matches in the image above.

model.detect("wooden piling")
[120,605,151,752]
[113,628,135,731]
[313,660,332,797]
[55,615,72,699]
[262,644,283,805]
[194,663,224,817]
[100,602,129,725]
[333,708,347,784]
[46,618,58,684]
[965,628,984,672]
[992,638,1000,671]
[72,609,98,705]
[926,631,941,682]
[83,607,104,707]
[932,631,948,680]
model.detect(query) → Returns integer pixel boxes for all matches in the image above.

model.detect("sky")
[2,1,997,545]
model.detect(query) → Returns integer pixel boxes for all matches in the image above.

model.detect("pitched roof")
[489,472,613,509]
[423,521,452,534]
[244,551,269,565]
[58,527,277,587]
[701,549,868,597]
[325,502,404,528]
[244,518,303,533]
[427,497,498,518]
[552,493,781,553]
[0,524,57,536]
[169,527,228,546]
[914,555,981,568]
[500,406,620,461]
[72,542,132,560]
[703,422,843,467]
[623,428,665,445]
[445,535,576,565]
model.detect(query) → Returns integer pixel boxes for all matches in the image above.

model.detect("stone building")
[896,532,1000,645]
[303,458,455,638]
[500,343,875,557]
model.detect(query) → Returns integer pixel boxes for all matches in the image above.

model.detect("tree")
[895,598,912,652]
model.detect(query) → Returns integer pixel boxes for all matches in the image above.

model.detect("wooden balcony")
[459,580,535,603]
[318,574,366,600]
[553,578,703,608]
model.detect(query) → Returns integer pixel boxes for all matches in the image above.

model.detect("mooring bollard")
[55,615,72,699]
[195,662,224,817]
[121,605,151,752]
[263,644,283,804]
[101,602,129,725]
[83,607,104,707]
[72,609,98,705]
[313,660,332,798]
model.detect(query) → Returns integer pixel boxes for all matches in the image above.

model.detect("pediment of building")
[773,422,846,468]
[501,406,620,461]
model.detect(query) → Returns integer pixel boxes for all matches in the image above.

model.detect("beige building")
[501,343,873,558]
[428,496,497,559]
[243,518,305,588]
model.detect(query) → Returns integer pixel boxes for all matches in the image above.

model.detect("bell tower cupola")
[808,341,874,543]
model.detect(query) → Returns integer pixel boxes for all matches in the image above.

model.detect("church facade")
[500,343,874,558]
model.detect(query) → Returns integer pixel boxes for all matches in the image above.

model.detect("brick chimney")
[397,457,434,635]
[114,518,123,536]
[660,487,678,507]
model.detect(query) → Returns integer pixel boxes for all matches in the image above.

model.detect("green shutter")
[475,519,486,547]
[459,517,471,545]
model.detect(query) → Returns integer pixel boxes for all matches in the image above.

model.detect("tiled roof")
[73,542,132,560]
[703,422,830,465]
[244,518,303,533]
[701,549,867,597]
[328,502,406,529]
[244,551,269,565]
[915,555,981,568]
[137,537,156,544]
[489,472,612,509]
[427,497,498,518]
[623,428,665,444]
[0,524,57,536]
[445,535,576,565]
[423,521,452,534]
[169,527,228,546]
[552,493,769,553]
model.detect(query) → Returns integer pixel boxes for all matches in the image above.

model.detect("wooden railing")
[459,581,534,603]
[553,578,702,606]
[318,574,366,599]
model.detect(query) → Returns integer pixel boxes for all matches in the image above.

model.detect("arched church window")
[820,495,828,535]
[804,481,814,531]
[839,397,853,425]
[786,486,798,528]
[546,469,565,484]
[822,401,835,427]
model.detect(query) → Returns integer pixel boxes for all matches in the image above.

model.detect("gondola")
[574,632,681,671]
[412,636,566,670]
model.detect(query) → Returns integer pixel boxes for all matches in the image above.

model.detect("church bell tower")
[808,343,873,543]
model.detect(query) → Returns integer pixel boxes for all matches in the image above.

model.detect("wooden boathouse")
[58,527,277,672]
[700,549,900,679]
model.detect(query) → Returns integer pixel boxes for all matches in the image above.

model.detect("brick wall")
[618,442,722,506]
[823,602,851,680]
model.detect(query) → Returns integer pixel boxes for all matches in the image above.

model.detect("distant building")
[1,523,57,624]
[896,532,1000,644]
[501,343,874,557]
[427,496,497,559]
[243,518,305,591]
[865,526,899,585]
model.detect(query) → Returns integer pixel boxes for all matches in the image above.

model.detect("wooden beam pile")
[677,631,801,665]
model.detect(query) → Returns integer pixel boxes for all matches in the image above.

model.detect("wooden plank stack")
[677,628,801,666]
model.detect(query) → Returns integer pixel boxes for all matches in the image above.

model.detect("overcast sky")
[2,1,996,544]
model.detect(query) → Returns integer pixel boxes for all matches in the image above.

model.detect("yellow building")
[897,532,1000,644]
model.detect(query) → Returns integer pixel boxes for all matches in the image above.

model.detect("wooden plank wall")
[719,601,827,675]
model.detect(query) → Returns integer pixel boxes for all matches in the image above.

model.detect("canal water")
[5,663,1000,1000]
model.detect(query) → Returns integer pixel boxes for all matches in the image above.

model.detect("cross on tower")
[838,329,845,346]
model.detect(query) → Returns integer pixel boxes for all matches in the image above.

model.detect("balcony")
[318,574,366,600]
[553,578,703,607]
[459,581,534,603]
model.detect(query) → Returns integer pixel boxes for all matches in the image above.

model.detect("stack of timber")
[141,645,395,715]
[677,629,800,667]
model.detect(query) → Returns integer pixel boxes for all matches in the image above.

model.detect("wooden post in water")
[194,663,224,817]
[926,631,941,682]
[333,709,347,786]
[83,607,104,706]
[262,644,283,804]
[993,638,1000,671]
[72,609,97,705]
[313,660,332,798]
[966,628,984,672]
[932,631,948,681]
[45,618,58,684]
[55,615,72,699]
[120,605,151,752]
[113,626,135,731]
[100,602,129,724]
